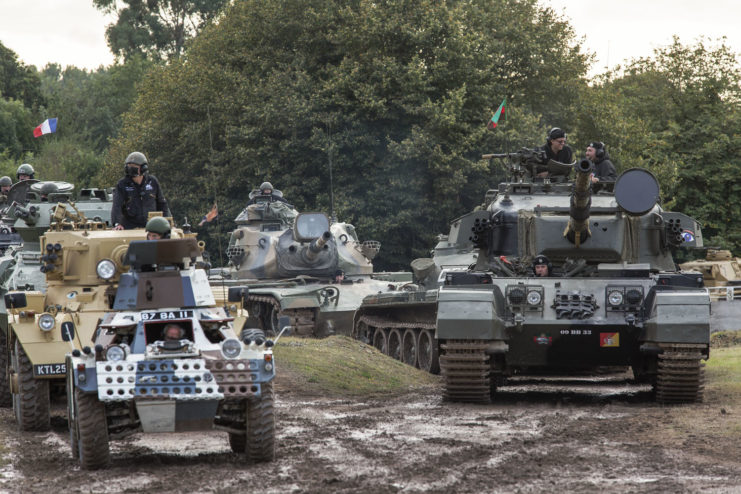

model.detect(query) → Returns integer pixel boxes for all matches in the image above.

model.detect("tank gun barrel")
[564,159,593,246]
[305,231,331,261]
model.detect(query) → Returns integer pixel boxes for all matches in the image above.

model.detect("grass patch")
[711,330,741,348]
[273,335,439,398]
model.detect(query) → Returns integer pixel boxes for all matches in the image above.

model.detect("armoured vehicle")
[0,182,113,410]
[66,238,275,469]
[680,249,741,301]
[354,149,710,404]
[211,189,409,337]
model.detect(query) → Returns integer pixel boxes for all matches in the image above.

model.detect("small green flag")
[487,98,506,130]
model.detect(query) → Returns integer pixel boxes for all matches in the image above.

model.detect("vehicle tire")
[228,431,246,453]
[66,360,79,459]
[245,382,275,462]
[12,340,50,431]
[75,386,110,469]
[401,329,418,368]
[0,331,12,407]
[417,329,440,375]
[387,329,403,361]
[372,328,388,355]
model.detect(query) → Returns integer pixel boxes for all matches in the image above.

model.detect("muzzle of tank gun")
[565,159,593,246]
[304,231,331,261]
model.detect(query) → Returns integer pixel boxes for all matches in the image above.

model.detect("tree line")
[2,0,740,269]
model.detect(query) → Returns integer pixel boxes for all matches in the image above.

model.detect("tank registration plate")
[141,310,194,321]
[559,329,593,336]
[33,363,66,377]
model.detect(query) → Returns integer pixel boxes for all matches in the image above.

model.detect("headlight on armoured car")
[96,259,117,280]
[105,345,127,362]
[221,338,243,359]
[38,313,56,332]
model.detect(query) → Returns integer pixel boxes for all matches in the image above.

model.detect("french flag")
[33,118,58,138]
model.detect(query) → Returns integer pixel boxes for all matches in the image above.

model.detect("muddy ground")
[1,371,739,494]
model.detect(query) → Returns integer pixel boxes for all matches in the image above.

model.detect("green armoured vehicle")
[210,189,409,337]
[66,238,275,469]
[354,149,710,403]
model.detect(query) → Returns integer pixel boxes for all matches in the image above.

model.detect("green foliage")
[0,98,37,160]
[93,0,230,61]
[30,136,104,188]
[0,41,46,110]
[106,0,590,268]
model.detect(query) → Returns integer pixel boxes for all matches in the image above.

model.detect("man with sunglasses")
[537,127,574,178]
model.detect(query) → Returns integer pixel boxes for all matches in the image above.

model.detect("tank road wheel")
[0,331,11,407]
[416,329,440,374]
[353,321,371,345]
[263,303,281,337]
[655,344,706,404]
[401,329,418,368]
[372,328,388,355]
[245,381,275,462]
[439,340,491,404]
[228,430,246,453]
[387,329,403,361]
[74,386,110,469]
[12,340,50,431]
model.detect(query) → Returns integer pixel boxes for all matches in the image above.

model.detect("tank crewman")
[333,269,345,283]
[0,176,12,194]
[145,216,171,240]
[247,181,289,205]
[17,163,35,181]
[162,323,186,341]
[586,141,617,183]
[537,128,574,178]
[112,152,170,230]
[39,182,59,201]
[533,254,552,277]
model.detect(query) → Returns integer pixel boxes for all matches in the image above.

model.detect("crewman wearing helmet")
[112,151,170,230]
[0,176,12,194]
[532,254,552,277]
[145,216,171,240]
[246,181,289,205]
[17,163,35,181]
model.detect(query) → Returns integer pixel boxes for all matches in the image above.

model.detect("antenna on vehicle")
[206,104,228,314]
[326,118,336,223]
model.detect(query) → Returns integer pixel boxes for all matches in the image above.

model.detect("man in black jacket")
[537,127,574,178]
[112,152,170,230]
[586,141,617,183]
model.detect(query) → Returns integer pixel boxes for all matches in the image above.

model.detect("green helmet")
[260,181,274,193]
[39,182,59,199]
[145,216,171,237]
[17,163,35,179]
[0,176,11,188]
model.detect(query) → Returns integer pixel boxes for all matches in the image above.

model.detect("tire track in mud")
[0,378,739,493]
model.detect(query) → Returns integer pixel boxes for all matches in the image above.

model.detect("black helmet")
[533,254,552,274]
[17,163,35,180]
[259,181,274,193]
[124,152,149,176]
[0,176,12,188]
[145,216,171,238]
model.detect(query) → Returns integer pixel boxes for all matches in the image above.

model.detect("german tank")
[66,238,275,469]
[354,148,710,404]
[211,188,409,337]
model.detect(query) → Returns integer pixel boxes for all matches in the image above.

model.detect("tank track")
[439,340,491,403]
[655,343,706,404]
[246,295,316,336]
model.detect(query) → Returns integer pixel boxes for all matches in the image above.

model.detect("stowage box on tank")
[354,149,710,404]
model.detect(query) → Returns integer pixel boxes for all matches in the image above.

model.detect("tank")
[0,183,114,410]
[680,249,741,301]
[66,238,275,469]
[211,190,410,337]
[354,149,710,404]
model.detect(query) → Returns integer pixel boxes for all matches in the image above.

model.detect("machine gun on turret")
[483,147,574,181]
